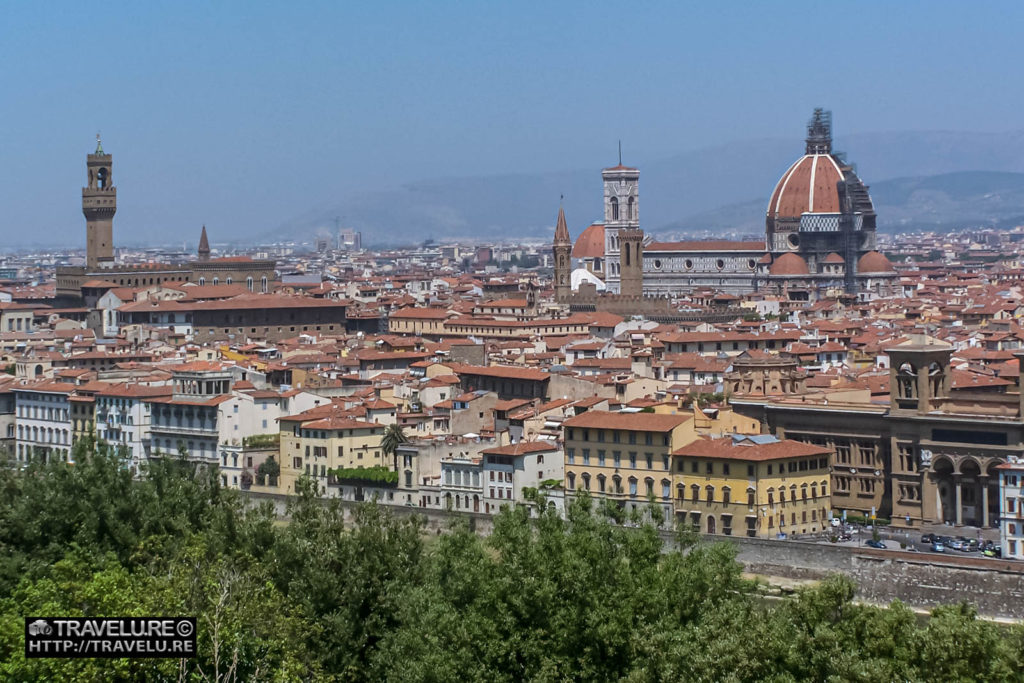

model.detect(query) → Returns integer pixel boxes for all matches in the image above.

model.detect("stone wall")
[241,491,1024,620]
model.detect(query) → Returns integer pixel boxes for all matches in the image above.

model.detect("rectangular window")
[598,450,606,466]
[582,449,591,465]
[662,455,670,471]
[628,433,637,445]
[706,462,713,475]
[644,433,653,446]
[597,431,605,443]
[629,452,637,469]
[645,453,653,469]
[567,448,575,464]
[613,451,621,467]
[629,479,638,496]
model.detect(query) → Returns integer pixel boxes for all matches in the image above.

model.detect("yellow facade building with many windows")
[671,434,832,538]
[279,404,386,494]
[562,410,697,518]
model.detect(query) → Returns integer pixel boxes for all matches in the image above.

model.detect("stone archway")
[959,459,982,526]
[932,457,956,523]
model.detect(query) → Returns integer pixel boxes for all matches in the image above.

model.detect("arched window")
[610,197,619,221]
[246,276,254,292]
[582,473,591,491]
[597,474,606,493]
[226,277,233,284]
[645,477,654,497]
[706,485,714,504]
[213,277,219,285]
[627,196,635,220]
[821,480,828,495]
[613,475,622,494]
[722,486,731,505]
[767,488,775,506]
[628,477,638,496]
[676,483,685,502]
[779,488,785,505]
[691,484,700,502]
[261,276,268,293]
[567,472,576,490]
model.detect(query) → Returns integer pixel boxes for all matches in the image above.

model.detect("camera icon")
[28,619,52,636]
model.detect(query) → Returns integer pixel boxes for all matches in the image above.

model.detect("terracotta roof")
[482,440,559,457]
[823,252,845,264]
[563,410,690,432]
[673,436,832,461]
[572,223,605,259]
[646,240,766,252]
[389,307,453,319]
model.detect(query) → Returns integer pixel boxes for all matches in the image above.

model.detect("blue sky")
[4,1,1024,246]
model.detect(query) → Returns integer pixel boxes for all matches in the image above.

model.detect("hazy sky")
[4,1,1024,247]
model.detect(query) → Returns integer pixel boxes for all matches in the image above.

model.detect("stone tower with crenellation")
[82,136,116,269]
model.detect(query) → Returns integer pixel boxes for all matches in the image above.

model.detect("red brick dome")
[857,251,895,273]
[767,154,845,220]
[769,253,810,276]
[822,252,845,264]
[572,223,605,258]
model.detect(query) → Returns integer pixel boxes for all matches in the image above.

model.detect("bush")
[330,466,399,485]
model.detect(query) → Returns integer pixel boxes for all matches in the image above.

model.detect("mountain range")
[270,130,1024,246]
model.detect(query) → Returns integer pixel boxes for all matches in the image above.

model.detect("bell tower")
[82,135,116,269]
[601,145,639,294]
[552,202,572,302]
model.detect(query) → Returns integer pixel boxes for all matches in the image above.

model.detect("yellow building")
[279,404,386,494]
[672,435,832,538]
[562,410,697,517]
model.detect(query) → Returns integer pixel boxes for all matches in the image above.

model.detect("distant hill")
[664,171,1024,235]
[271,130,1024,245]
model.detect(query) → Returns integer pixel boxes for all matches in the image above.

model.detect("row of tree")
[0,437,1021,681]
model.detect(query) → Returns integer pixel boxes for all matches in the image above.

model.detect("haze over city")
[7,1,1024,246]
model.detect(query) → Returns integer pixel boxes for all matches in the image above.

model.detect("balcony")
[150,422,217,436]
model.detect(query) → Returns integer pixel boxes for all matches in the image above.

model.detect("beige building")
[278,404,386,494]
[562,410,696,518]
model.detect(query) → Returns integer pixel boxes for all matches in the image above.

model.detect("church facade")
[555,110,898,303]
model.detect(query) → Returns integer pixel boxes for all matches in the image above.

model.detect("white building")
[14,382,74,463]
[94,383,174,470]
[998,456,1024,560]
[481,440,564,515]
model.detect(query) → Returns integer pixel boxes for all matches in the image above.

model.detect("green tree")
[381,422,409,471]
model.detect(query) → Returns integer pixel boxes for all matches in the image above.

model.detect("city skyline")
[6,2,1024,246]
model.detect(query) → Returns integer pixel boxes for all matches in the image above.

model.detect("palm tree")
[381,422,409,472]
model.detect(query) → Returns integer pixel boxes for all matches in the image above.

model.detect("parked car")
[948,539,964,551]
[983,546,1002,558]
[962,539,979,552]
[920,533,935,544]
[866,539,887,549]
[931,541,946,553]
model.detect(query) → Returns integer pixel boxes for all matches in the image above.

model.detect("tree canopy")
[0,439,1021,681]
